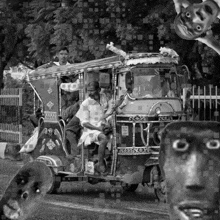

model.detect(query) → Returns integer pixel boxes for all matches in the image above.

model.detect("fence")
[189,85,220,122]
[0,88,22,143]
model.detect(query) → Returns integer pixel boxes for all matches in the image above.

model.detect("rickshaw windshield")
[127,67,180,99]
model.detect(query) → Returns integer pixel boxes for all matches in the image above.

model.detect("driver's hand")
[173,0,190,14]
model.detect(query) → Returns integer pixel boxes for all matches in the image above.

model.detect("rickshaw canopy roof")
[28,56,122,81]
[28,51,179,81]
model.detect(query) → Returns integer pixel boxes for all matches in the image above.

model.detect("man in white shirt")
[173,0,220,55]
[36,47,71,69]
[53,47,71,66]
[76,81,110,175]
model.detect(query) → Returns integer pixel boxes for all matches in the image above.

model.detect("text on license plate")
[121,126,129,136]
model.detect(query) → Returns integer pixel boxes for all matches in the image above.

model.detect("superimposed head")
[2,161,53,220]
[159,121,220,220]
[174,0,219,40]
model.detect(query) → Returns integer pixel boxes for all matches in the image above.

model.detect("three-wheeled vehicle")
[24,46,188,201]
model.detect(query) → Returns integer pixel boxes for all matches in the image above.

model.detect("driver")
[75,81,111,175]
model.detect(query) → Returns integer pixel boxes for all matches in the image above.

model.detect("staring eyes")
[172,139,220,152]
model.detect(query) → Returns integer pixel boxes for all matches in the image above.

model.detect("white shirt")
[53,61,71,66]
[76,94,108,128]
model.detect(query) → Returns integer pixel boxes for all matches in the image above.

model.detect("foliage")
[0,0,35,89]
[1,0,220,88]
[23,0,220,85]
[2,0,220,143]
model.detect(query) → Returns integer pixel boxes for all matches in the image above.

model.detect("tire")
[47,168,61,194]
[21,153,34,165]
[122,184,139,192]
[88,178,99,185]
[154,180,166,203]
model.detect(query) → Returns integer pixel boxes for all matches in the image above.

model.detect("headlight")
[155,107,161,115]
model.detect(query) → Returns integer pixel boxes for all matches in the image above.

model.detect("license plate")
[159,116,172,121]
[121,126,129,136]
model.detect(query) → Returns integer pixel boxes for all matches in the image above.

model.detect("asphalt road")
[0,159,169,220]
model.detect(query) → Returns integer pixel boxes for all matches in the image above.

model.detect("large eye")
[206,140,220,149]
[185,12,191,18]
[21,191,29,200]
[196,25,202,31]
[172,139,189,152]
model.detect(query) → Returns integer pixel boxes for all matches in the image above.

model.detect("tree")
[0,0,34,90]
[1,0,220,87]
[24,0,220,85]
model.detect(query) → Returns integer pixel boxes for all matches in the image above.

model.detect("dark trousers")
[65,116,81,157]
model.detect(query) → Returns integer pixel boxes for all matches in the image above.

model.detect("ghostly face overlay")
[2,162,53,220]
[174,0,219,40]
[159,121,220,220]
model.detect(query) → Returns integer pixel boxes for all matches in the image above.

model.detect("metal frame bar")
[187,85,220,121]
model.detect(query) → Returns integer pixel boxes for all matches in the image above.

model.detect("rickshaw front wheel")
[122,184,139,192]
[47,168,61,194]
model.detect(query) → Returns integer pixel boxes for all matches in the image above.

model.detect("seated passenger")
[152,86,162,97]
[167,90,175,97]
[76,81,111,175]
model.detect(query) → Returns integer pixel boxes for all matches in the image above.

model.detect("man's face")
[58,50,69,65]
[159,122,220,220]
[175,0,219,40]
[87,86,100,100]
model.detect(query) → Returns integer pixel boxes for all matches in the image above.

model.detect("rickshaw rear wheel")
[122,184,139,192]
[154,180,166,203]
[47,168,61,194]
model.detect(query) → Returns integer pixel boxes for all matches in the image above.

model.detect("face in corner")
[174,0,219,40]
[159,121,220,220]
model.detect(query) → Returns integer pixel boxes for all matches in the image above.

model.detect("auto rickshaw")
[24,46,188,201]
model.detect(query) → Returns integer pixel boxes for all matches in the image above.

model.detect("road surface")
[0,159,169,220]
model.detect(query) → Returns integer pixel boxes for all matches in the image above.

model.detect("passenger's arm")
[101,100,114,120]
[76,101,102,131]
[62,105,73,121]
[101,96,125,119]
[82,122,102,131]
